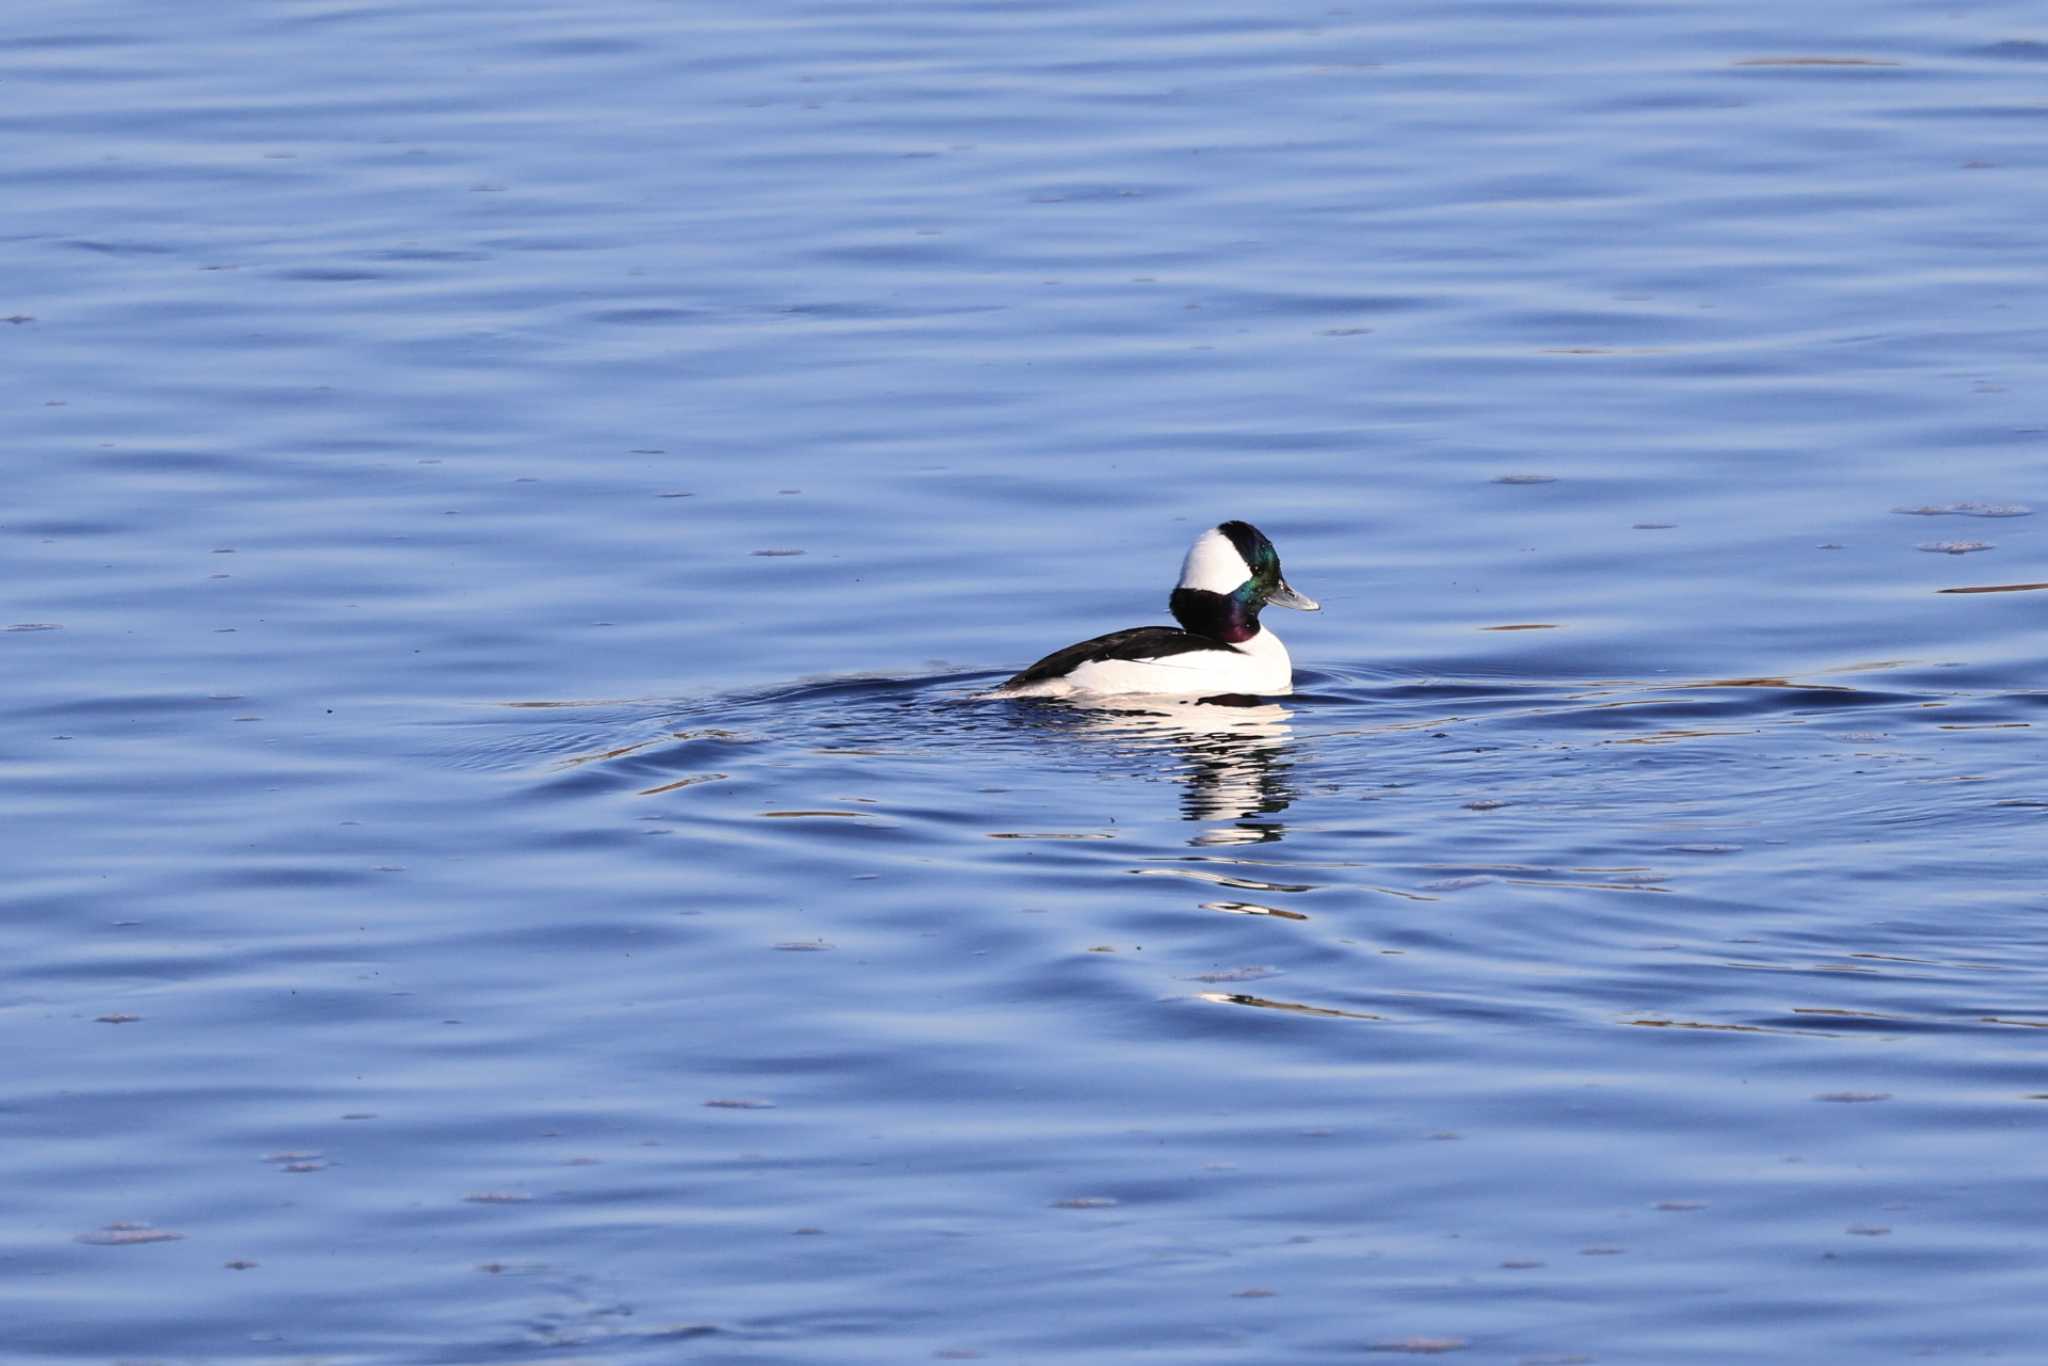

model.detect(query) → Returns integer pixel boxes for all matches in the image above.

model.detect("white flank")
[1177,527,1251,594]
[1001,626,1293,699]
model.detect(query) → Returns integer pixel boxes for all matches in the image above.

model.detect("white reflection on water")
[1019,696,1299,835]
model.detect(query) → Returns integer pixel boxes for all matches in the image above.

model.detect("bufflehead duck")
[997,521,1319,698]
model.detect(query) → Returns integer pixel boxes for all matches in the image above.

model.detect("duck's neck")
[1170,587,1261,644]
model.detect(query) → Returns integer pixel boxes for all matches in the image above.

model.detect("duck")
[995,520,1319,698]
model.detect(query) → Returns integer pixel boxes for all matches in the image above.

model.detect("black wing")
[999,626,1233,691]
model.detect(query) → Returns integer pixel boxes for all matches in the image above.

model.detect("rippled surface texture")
[7,1,2048,1360]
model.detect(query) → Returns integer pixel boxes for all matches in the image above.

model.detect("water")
[5,0,2047,1360]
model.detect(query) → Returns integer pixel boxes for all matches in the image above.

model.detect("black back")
[999,626,1239,691]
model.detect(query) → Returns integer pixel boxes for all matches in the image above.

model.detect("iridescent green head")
[1170,521,1318,643]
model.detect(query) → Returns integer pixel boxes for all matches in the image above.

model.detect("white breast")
[1004,626,1293,698]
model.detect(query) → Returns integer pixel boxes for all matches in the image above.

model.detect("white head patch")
[1178,527,1251,594]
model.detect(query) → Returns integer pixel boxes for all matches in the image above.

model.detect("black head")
[1169,521,1319,643]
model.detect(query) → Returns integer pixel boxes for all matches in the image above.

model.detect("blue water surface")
[5,0,2047,1361]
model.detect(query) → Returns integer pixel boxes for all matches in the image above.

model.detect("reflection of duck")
[1056,698,1299,838]
[996,521,1319,698]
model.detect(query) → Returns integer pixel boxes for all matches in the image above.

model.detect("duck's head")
[1169,520,1319,643]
